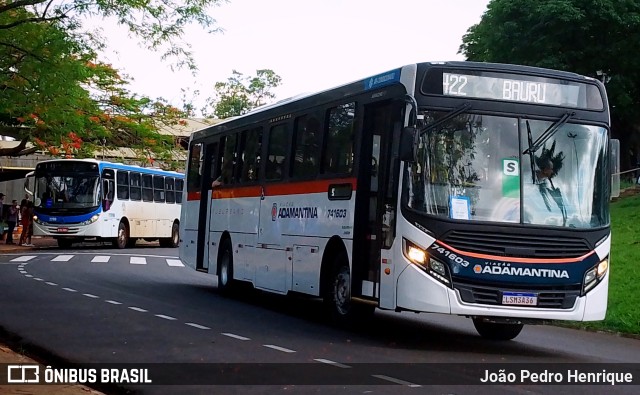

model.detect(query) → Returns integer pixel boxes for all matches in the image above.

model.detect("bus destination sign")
[442,72,581,107]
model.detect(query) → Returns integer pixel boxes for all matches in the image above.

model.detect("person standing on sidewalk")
[19,200,34,247]
[6,199,18,244]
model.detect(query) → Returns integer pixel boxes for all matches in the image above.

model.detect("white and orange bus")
[180,61,613,340]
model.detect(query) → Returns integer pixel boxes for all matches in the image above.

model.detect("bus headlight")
[80,214,100,226]
[403,238,451,286]
[583,258,608,293]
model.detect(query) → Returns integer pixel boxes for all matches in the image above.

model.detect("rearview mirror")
[400,127,417,162]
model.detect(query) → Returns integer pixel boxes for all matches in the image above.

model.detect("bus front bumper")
[396,263,609,322]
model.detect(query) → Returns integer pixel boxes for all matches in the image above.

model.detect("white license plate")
[502,292,537,306]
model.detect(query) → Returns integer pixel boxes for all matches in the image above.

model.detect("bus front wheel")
[57,239,73,249]
[472,318,524,341]
[217,239,235,294]
[322,253,372,325]
[113,221,129,249]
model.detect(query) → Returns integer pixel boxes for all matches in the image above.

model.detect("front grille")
[442,230,591,258]
[453,278,581,309]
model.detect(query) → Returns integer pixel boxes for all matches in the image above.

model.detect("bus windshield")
[404,111,609,229]
[34,173,101,210]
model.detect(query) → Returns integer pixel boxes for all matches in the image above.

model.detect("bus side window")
[292,115,320,179]
[165,177,175,203]
[221,134,237,185]
[142,174,153,202]
[130,172,141,201]
[240,127,262,183]
[153,175,165,202]
[175,179,184,203]
[323,102,356,175]
[266,124,288,181]
[102,179,114,211]
[117,171,129,200]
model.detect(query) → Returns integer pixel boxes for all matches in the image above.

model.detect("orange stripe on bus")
[437,240,595,264]
[186,178,357,201]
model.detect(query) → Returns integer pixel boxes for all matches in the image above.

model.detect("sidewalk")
[0,236,105,394]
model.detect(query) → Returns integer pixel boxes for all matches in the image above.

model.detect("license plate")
[502,292,537,306]
[57,227,68,233]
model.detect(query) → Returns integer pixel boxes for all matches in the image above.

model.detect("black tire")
[57,239,73,249]
[217,238,235,294]
[472,318,524,341]
[113,221,129,249]
[160,222,179,248]
[323,252,373,325]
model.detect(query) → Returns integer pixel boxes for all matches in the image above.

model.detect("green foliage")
[204,69,282,118]
[459,0,640,157]
[0,1,223,167]
[562,192,640,335]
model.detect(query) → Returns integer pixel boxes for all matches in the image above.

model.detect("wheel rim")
[220,254,229,286]
[118,224,127,247]
[334,269,350,315]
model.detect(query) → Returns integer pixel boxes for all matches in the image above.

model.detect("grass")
[563,192,640,335]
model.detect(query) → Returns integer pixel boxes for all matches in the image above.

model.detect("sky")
[95,0,490,115]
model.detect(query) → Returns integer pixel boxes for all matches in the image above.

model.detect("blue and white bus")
[180,61,613,340]
[27,159,184,249]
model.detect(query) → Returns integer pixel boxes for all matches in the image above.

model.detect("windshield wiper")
[420,102,471,134]
[523,111,574,155]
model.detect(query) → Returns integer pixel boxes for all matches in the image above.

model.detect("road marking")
[105,300,122,305]
[11,256,36,262]
[166,259,184,267]
[92,256,111,263]
[62,288,77,292]
[130,257,147,265]
[45,282,57,286]
[263,345,296,353]
[128,307,147,312]
[155,314,177,321]
[221,333,250,341]
[24,274,33,278]
[185,323,210,330]
[52,255,74,262]
[313,359,351,368]
[371,375,421,387]
[83,293,99,299]
[33,278,43,281]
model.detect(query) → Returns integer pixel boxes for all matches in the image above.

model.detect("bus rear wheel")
[217,239,235,294]
[160,222,179,248]
[472,318,524,341]
[113,221,129,249]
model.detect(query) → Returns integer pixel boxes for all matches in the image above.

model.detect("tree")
[204,69,282,118]
[459,0,640,171]
[0,0,224,166]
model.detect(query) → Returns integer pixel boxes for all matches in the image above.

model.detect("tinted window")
[266,124,288,181]
[324,102,355,174]
[130,172,141,201]
[165,177,175,204]
[175,179,184,203]
[116,171,129,200]
[292,115,320,178]
[187,143,203,193]
[240,128,262,183]
[142,174,153,202]
[221,134,237,185]
[153,175,165,202]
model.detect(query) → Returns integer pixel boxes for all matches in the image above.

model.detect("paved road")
[1,246,639,394]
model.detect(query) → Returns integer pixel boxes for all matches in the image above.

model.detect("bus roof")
[35,158,184,177]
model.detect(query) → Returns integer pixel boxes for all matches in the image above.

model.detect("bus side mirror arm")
[400,127,417,163]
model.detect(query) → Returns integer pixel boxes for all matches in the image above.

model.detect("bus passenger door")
[353,100,403,306]
[255,123,289,293]
[195,142,218,272]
